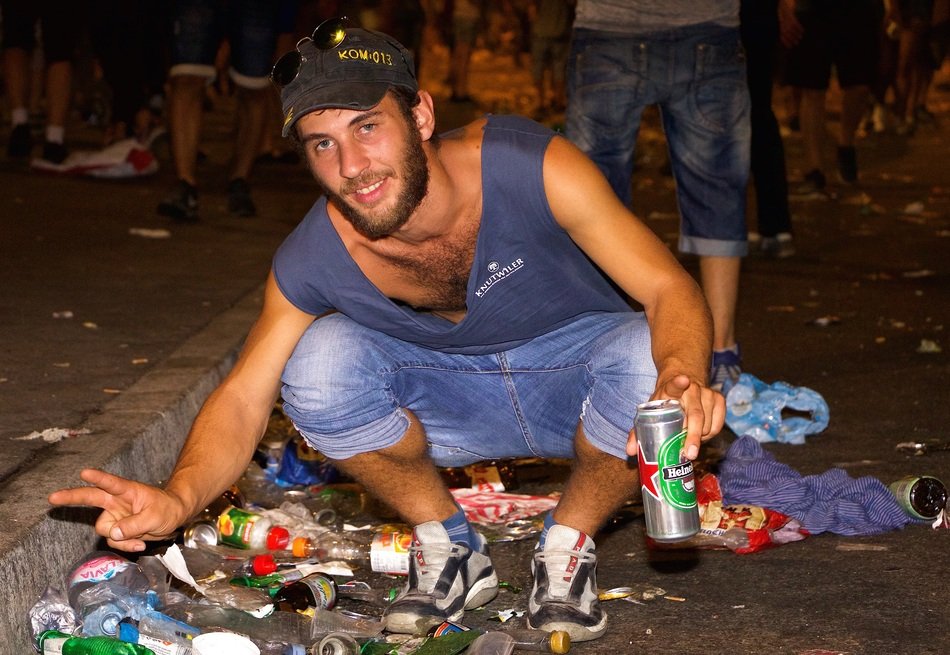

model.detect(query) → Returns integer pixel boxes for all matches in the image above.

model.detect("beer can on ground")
[635,399,700,542]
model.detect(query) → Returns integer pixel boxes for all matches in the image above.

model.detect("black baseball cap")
[279,27,418,137]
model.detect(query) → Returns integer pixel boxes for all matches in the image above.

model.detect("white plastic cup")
[192,632,261,655]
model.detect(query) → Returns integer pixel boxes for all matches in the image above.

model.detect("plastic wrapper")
[725,373,829,444]
[275,435,340,487]
[75,580,157,636]
[650,474,809,554]
[29,587,78,648]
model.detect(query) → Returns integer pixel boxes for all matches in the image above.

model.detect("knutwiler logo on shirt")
[475,258,525,298]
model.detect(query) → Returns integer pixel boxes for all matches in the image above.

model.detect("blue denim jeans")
[280,312,656,466]
[170,0,279,86]
[566,23,751,257]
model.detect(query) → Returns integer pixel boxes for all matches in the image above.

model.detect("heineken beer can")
[635,399,700,542]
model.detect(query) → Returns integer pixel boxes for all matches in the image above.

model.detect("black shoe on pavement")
[837,146,858,185]
[795,169,827,196]
[383,521,499,634]
[40,141,69,165]
[227,178,257,217]
[7,124,32,158]
[157,180,199,222]
[528,525,607,642]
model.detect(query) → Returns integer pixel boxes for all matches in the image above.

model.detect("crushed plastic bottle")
[29,587,79,642]
[724,373,829,444]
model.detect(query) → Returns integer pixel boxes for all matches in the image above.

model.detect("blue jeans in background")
[566,23,751,257]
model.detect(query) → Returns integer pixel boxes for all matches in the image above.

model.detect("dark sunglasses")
[270,17,350,88]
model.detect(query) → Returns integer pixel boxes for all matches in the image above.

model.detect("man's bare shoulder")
[438,117,488,148]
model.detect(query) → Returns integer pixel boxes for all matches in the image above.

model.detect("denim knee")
[581,314,657,460]
[280,314,408,459]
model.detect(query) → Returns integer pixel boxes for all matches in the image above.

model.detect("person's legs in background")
[741,0,794,257]
[662,26,750,389]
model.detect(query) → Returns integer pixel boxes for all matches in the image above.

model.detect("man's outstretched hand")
[627,373,725,460]
[48,468,189,553]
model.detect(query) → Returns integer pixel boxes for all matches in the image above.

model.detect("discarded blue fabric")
[719,436,916,535]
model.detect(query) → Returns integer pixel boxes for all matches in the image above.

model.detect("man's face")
[296,94,429,239]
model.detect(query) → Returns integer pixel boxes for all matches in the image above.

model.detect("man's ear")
[413,91,437,140]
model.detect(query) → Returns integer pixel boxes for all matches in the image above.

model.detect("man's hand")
[627,374,725,460]
[48,469,189,553]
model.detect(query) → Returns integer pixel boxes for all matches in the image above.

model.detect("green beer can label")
[656,429,696,510]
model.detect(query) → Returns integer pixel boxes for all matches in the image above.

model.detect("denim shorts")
[566,23,750,257]
[170,0,279,87]
[280,312,656,467]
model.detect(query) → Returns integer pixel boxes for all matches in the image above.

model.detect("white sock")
[45,125,65,144]
[11,107,29,126]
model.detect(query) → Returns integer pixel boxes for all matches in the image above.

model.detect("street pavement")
[0,45,948,654]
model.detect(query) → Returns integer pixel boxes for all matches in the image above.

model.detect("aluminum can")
[635,399,700,541]
[889,475,948,520]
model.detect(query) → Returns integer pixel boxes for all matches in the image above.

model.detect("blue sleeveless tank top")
[272,115,630,354]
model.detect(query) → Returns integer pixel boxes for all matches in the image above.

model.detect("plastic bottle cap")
[267,526,291,550]
[550,630,571,654]
[292,536,309,558]
[252,554,277,575]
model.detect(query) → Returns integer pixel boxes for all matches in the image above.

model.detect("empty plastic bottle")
[163,602,310,653]
[335,580,399,607]
[724,373,829,444]
[466,631,514,655]
[37,630,155,655]
[310,606,385,640]
[66,552,150,609]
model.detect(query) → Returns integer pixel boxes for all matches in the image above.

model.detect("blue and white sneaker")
[710,345,742,392]
[527,525,607,642]
[383,521,499,634]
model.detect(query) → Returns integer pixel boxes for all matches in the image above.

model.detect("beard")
[318,126,430,240]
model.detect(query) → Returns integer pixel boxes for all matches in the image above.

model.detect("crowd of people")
[7,0,947,646]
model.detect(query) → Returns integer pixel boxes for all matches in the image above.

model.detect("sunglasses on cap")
[270,17,351,88]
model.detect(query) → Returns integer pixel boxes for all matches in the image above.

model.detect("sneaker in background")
[227,177,257,217]
[527,524,607,642]
[710,345,742,392]
[157,180,199,222]
[793,169,827,198]
[383,521,499,634]
[7,124,33,158]
[836,146,858,185]
[759,232,795,259]
[40,141,69,165]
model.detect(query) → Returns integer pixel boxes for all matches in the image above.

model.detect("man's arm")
[48,271,316,551]
[542,135,725,457]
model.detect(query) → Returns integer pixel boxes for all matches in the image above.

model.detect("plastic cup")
[192,632,261,655]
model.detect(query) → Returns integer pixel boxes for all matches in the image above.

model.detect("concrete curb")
[0,285,264,651]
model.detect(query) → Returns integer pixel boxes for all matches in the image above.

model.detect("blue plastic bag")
[724,373,829,444]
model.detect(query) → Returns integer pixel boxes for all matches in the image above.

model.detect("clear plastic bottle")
[290,530,410,574]
[309,606,385,640]
[336,580,399,607]
[492,629,570,653]
[65,552,149,609]
[466,631,514,655]
[163,602,310,651]
[37,630,156,655]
